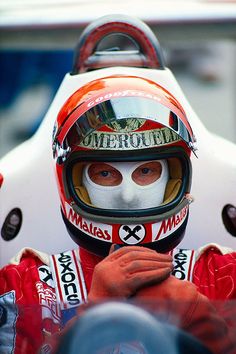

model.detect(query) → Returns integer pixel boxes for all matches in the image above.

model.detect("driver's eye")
[88,163,122,186]
[100,171,109,177]
[141,168,150,175]
[132,161,162,186]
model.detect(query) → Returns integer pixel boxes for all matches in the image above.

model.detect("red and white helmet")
[52,75,196,256]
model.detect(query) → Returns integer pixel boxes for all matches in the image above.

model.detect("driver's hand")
[88,246,173,300]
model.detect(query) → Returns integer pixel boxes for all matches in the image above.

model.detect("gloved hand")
[135,276,236,354]
[88,245,173,301]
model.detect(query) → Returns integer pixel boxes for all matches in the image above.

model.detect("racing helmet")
[52,75,196,256]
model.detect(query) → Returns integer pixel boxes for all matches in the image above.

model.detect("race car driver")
[1,75,236,354]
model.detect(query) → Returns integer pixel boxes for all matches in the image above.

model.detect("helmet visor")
[59,96,195,153]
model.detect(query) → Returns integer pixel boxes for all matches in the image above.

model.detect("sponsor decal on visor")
[79,127,180,150]
[86,89,162,109]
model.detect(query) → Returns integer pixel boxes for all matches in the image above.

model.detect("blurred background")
[0,0,236,158]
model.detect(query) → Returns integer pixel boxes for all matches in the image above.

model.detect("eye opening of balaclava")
[71,158,183,210]
[82,160,169,210]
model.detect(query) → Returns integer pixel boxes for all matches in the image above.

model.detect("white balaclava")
[82,160,169,210]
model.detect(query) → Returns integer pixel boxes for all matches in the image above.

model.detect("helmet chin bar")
[61,207,189,257]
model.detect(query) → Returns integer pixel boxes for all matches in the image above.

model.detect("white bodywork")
[0,65,236,267]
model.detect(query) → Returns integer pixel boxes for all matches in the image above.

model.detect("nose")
[120,182,136,204]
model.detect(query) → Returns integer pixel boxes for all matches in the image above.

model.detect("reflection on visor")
[66,97,194,149]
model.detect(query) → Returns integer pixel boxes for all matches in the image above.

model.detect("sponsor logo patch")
[65,203,112,242]
[119,224,146,245]
[36,281,60,323]
[38,265,54,288]
[50,250,87,310]
[170,248,196,281]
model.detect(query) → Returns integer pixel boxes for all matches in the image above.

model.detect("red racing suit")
[0,243,236,354]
